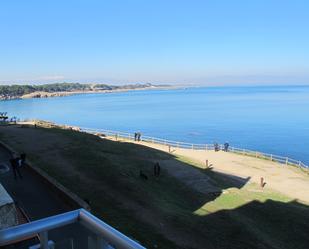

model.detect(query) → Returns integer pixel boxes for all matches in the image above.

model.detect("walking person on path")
[10,156,23,180]
[20,153,27,166]
[154,162,161,177]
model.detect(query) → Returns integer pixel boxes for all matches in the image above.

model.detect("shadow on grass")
[0,125,309,249]
[194,199,309,249]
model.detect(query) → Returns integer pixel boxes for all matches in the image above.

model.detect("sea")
[1,85,309,164]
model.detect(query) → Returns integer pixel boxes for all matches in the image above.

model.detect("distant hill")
[0,83,169,100]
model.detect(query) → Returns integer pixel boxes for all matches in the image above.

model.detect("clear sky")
[0,0,308,85]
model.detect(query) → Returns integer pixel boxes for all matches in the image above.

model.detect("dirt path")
[156,158,221,194]
[114,138,309,203]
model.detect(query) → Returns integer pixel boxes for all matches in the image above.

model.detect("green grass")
[1,125,309,249]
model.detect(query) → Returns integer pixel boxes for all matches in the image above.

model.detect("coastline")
[0,85,182,101]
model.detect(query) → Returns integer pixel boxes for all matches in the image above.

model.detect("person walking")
[154,162,161,177]
[10,157,23,180]
[20,153,27,166]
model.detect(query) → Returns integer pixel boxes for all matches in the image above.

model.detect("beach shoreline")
[0,84,183,101]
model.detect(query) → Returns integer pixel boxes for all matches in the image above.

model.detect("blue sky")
[0,0,308,85]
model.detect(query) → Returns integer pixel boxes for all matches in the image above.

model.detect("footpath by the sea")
[11,120,309,204]
[125,139,309,204]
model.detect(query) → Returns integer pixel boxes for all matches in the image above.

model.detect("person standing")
[224,142,229,152]
[214,143,219,152]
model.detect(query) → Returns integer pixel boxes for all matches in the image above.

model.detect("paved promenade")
[0,145,74,247]
[0,146,69,220]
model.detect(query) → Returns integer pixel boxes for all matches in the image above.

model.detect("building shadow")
[112,141,309,249]
[192,199,309,249]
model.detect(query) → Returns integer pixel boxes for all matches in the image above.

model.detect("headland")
[0,83,175,100]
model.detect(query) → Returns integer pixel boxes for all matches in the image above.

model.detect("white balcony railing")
[0,209,146,249]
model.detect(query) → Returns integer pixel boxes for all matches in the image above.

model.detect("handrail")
[80,127,309,171]
[0,209,146,249]
[0,210,79,245]
[79,209,145,249]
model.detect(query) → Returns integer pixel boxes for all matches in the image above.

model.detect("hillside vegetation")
[0,83,156,99]
[0,125,309,249]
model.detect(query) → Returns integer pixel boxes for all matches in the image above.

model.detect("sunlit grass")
[195,183,292,216]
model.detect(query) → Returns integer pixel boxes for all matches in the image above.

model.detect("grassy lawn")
[0,125,309,249]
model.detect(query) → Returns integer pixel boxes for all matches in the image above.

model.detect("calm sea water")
[1,85,309,164]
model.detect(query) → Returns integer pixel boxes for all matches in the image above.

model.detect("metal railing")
[80,127,309,172]
[0,209,146,249]
[14,121,309,172]
[81,127,209,150]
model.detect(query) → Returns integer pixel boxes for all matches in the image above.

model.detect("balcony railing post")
[0,209,146,249]
[39,231,49,249]
[96,236,110,249]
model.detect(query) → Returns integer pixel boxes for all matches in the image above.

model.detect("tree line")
[0,83,153,98]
